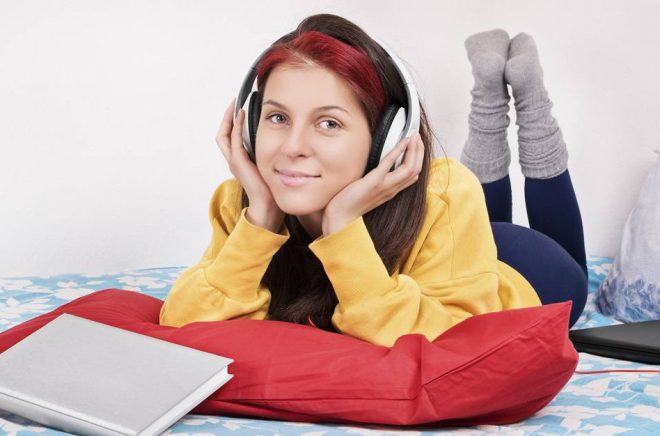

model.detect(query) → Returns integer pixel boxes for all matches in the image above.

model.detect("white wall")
[1,0,658,277]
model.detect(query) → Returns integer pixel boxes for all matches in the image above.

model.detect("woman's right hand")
[215,98,285,233]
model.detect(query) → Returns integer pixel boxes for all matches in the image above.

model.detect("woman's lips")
[276,171,320,187]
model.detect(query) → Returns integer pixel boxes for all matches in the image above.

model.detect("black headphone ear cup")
[366,105,400,175]
[247,91,262,162]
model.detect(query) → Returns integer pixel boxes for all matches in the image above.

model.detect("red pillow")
[0,289,577,426]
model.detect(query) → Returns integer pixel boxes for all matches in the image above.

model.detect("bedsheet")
[0,256,658,435]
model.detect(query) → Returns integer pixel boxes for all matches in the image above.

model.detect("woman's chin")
[275,198,325,217]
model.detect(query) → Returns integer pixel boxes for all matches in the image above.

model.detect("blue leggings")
[482,170,588,327]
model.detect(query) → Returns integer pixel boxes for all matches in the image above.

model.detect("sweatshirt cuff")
[237,206,290,238]
[206,207,289,291]
[308,216,396,306]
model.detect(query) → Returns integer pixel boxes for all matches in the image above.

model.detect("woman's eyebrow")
[262,99,351,117]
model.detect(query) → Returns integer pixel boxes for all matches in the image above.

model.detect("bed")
[0,255,658,435]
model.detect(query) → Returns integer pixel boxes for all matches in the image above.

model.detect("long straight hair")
[239,13,445,331]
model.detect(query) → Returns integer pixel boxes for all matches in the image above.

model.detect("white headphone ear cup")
[241,91,255,159]
[379,107,407,169]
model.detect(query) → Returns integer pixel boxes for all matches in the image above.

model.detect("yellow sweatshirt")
[159,157,541,347]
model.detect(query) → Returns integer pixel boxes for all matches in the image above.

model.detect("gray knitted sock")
[460,28,512,184]
[505,32,568,179]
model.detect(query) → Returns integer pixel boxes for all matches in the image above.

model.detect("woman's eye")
[266,113,286,124]
[320,119,340,130]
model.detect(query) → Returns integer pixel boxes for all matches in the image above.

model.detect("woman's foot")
[460,29,513,184]
[505,33,568,179]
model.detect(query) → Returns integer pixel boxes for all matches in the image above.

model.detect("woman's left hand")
[321,132,425,236]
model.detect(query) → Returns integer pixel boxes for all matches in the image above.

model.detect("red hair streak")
[256,30,386,129]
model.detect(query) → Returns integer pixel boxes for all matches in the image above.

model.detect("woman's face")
[255,64,372,221]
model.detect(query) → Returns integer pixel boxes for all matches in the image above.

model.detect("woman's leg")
[481,174,513,223]
[525,171,588,279]
[502,32,588,279]
[490,222,588,327]
[459,29,513,186]
[458,28,515,223]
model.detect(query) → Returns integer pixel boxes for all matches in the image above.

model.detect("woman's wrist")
[245,206,285,233]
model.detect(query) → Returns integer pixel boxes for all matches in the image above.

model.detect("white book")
[0,313,233,436]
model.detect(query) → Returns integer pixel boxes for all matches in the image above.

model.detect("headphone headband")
[235,45,270,122]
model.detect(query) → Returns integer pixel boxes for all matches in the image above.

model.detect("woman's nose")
[280,128,312,157]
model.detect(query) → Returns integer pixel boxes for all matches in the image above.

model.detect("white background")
[1,0,658,277]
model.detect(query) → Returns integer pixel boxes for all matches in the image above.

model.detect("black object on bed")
[569,319,660,365]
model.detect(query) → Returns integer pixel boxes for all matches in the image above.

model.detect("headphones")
[234,35,420,175]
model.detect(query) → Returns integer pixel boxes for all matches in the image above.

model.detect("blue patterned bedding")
[0,256,658,435]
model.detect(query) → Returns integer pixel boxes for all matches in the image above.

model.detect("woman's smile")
[276,170,321,187]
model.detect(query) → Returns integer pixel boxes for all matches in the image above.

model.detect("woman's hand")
[215,98,285,233]
[322,132,425,236]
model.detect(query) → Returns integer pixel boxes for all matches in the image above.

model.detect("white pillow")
[596,149,660,322]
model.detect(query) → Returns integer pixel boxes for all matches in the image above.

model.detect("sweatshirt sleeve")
[159,179,290,327]
[308,164,505,348]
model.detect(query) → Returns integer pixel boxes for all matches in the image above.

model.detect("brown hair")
[239,13,447,331]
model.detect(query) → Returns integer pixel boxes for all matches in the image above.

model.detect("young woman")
[159,14,588,347]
